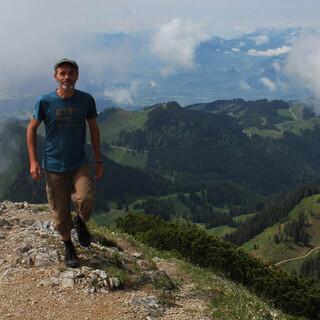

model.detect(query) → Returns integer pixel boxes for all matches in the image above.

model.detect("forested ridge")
[225,184,320,245]
[115,101,319,197]
[186,98,293,129]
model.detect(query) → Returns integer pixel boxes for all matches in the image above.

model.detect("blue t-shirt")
[33,89,97,173]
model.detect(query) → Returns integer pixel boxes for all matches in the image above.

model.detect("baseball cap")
[54,58,79,71]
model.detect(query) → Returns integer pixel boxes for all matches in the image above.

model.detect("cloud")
[240,80,251,90]
[150,18,211,74]
[252,35,270,45]
[150,80,157,87]
[272,61,282,72]
[160,66,175,77]
[285,34,320,97]
[0,1,138,98]
[232,48,240,52]
[247,46,291,57]
[260,77,277,91]
[103,82,140,105]
[104,88,134,105]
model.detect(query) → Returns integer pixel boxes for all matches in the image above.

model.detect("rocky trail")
[0,201,211,320]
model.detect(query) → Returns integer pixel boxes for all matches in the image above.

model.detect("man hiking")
[27,58,104,268]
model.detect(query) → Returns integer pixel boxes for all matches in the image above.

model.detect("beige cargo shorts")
[45,165,95,237]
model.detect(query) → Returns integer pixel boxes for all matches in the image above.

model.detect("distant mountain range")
[0,27,315,117]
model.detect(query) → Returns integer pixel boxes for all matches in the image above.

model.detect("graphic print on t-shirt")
[55,107,78,127]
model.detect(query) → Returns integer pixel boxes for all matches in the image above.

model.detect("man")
[27,58,104,268]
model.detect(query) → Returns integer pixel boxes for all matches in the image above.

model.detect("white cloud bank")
[272,61,282,72]
[0,1,138,98]
[104,82,140,105]
[285,34,320,97]
[240,80,251,90]
[260,77,277,92]
[247,46,291,57]
[104,88,134,105]
[150,18,211,75]
[252,35,270,45]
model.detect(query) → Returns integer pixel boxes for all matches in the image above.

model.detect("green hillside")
[242,194,320,265]
[105,100,320,198]
[105,146,148,169]
[187,99,320,140]
[207,225,236,237]
[98,107,150,144]
[235,103,320,139]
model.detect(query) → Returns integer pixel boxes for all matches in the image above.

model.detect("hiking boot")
[74,215,91,247]
[64,244,80,268]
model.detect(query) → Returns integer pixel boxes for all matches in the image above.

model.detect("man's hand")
[95,162,104,180]
[30,161,42,180]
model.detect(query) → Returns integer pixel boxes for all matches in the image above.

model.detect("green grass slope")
[98,107,150,145]
[242,194,320,264]
[106,146,148,169]
[244,104,320,139]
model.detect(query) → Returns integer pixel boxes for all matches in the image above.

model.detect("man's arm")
[87,117,104,179]
[26,118,42,180]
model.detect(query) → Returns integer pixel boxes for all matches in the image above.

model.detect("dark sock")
[75,214,83,223]
[63,239,74,249]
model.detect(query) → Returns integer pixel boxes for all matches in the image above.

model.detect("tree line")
[225,184,320,245]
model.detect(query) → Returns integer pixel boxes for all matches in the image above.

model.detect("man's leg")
[45,171,79,268]
[71,165,95,247]
[45,171,74,239]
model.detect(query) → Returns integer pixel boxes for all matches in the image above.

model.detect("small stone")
[100,288,109,294]
[2,268,14,278]
[0,203,6,213]
[103,280,108,287]
[61,277,74,288]
[34,252,53,267]
[108,277,121,290]
[97,270,108,279]
[89,287,96,294]
[49,250,60,261]
[16,244,32,254]
[50,277,61,286]
[152,257,161,263]
[132,252,143,259]
[60,270,75,279]
[21,256,34,267]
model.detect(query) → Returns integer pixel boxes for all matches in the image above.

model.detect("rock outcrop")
[0,201,210,320]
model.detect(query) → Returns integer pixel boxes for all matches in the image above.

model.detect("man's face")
[54,64,78,90]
